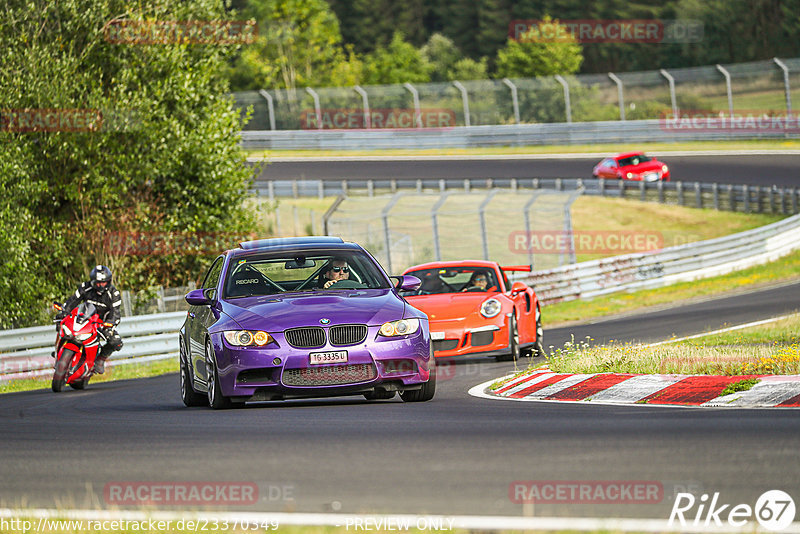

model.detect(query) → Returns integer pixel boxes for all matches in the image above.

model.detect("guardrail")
[0,311,185,382]
[253,178,800,215]
[241,119,800,150]
[522,212,800,305]
[3,213,799,380]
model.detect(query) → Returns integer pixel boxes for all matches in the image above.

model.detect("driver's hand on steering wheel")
[324,279,339,289]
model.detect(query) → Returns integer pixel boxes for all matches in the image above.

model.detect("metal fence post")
[258,90,276,131]
[743,184,750,213]
[793,188,798,214]
[640,180,646,201]
[676,181,684,206]
[381,193,404,273]
[318,181,324,199]
[305,87,323,130]
[781,188,787,214]
[694,182,702,209]
[502,78,521,124]
[431,193,450,261]
[773,58,793,115]
[728,184,736,211]
[479,190,498,260]
[353,85,371,128]
[600,178,606,196]
[463,178,470,193]
[657,180,664,203]
[403,83,422,128]
[716,65,734,117]
[322,195,346,235]
[367,180,374,197]
[563,190,583,265]
[608,72,625,121]
[712,183,719,210]
[268,181,275,201]
[292,181,299,199]
[341,180,348,197]
[555,178,562,191]
[554,75,572,123]
[439,179,446,192]
[770,186,776,213]
[121,290,133,317]
[453,81,471,127]
[416,179,422,193]
[523,192,542,269]
[659,69,678,118]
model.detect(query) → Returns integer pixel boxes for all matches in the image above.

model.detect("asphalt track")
[256,154,800,187]
[2,281,799,520]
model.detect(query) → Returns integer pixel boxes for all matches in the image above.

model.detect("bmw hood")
[222,289,407,332]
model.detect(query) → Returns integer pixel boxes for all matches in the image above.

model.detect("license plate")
[309,350,348,365]
[430,331,445,340]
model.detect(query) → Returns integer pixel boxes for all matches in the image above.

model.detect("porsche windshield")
[401,267,498,296]
[617,154,651,167]
[223,250,391,298]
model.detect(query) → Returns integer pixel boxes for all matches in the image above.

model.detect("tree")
[362,32,432,85]
[0,0,256,327]
[495,17,583,78]
[230,0,356,91]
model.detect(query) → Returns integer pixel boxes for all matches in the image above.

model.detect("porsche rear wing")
[501,265,532,272]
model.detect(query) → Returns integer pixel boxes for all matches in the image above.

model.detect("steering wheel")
[321,279,367,289]
[462,286,484,292]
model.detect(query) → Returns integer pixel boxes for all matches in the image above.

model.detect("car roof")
[227,236,361,259]
[404,260,499,272]
[614,151,646,159]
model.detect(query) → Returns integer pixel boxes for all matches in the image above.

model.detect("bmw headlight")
[223,330,272,347]
[379,318,420,337]
[480,298,502,318]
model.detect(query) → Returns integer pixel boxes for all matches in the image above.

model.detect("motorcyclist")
[55,265,123,374]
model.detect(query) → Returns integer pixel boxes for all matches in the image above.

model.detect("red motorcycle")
[52,302,113,392]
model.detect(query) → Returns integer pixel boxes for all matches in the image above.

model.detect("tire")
[52,348,74,392]
[400,360,436,402]
[206,339,232,410]
[180,339,207,407]
[496,314,520,362]
[70,378,89,390]
[364,389,396,400]
[531,307,545,358]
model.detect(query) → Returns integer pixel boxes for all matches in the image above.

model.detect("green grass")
[720,378,760,396]
[542,249,800,327]
[542,314,800,376]
[0,357,176,394]
[247,139,800,158]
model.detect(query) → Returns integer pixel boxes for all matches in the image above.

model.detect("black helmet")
[90,265,113,293]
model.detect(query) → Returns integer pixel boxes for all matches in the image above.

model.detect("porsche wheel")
[181,339,207,407]
[497,315,520,362]
[206,339,232,410]
[531,308,545,358]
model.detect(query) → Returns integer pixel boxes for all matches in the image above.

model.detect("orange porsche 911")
[400,261,544,361]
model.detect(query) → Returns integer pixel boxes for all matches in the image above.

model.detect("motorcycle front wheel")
[52,348,74,392]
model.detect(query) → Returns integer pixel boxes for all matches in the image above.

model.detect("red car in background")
[400,261,544,362]
[592,151,670,182]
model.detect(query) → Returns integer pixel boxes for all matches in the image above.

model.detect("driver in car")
[461,272,489,292]
[319,257,350,288]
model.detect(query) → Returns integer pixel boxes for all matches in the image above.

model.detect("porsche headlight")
[480,298,502,318]
[223,330,272,347]
[626,172,634,179]
[379,318,420,337]
[662,165,668,173]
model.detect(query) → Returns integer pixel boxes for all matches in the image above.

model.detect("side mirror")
[395,275,421,291]
[510,281,527,295]
[186,288,213,306]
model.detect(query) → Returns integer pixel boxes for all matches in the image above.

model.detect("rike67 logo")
[669,490,796,531]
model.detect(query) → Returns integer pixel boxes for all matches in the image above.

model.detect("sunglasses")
[330,266,349,273]
[474,278,487,282]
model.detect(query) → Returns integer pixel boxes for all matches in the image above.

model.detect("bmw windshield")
[223,250,392,298]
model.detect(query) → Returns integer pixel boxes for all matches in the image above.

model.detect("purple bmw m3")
[179,237,435,409]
